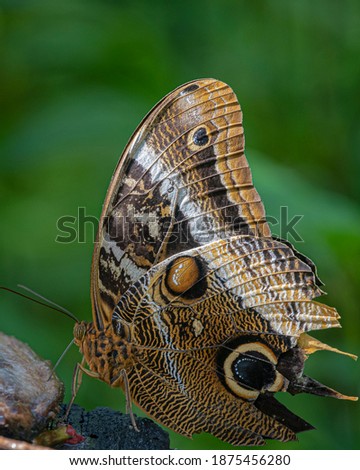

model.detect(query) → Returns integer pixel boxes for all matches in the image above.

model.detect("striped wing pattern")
[77,79,356,447]
[91,79,270,328]
[111,236,343,445]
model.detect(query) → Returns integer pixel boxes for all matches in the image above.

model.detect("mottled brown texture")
[0,332,64,441]
[72,79,356,447]
[91,79,271,328]
[0,435,52,450]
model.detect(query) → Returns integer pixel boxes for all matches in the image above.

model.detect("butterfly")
[72,79,357,446]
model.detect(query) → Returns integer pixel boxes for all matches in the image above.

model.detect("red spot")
[65,425,85,445]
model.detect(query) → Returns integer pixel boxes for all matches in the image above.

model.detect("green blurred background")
[0,0,359,450]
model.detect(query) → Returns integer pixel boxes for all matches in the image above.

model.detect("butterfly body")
[73,79,356,446]
[74,321,136,386]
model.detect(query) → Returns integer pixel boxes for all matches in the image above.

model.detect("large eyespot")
[163,255,208,302]
[218,340,284,400]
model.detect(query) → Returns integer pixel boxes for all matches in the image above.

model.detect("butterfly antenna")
[48,337,76,381]
[0,285,79,323]
[18,284,80,322]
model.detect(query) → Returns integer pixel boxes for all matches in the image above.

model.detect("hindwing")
[112,236,342,444]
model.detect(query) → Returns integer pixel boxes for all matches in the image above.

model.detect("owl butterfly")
[73,79,357,446]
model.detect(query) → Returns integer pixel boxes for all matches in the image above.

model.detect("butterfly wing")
[91,79,271,329]
[117,236,336,337]
[112,236,352,445]
[87,79,356,445]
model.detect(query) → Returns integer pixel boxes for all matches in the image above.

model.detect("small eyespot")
[164,255,207,300]
[181,84,199,95]
[193,127,209,146]
[187,124,212,152]
[166,256,199,294]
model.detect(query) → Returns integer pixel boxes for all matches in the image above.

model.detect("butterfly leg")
[65,357,99,420]
[119,369,139,432]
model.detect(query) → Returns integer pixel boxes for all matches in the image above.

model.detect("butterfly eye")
[73,322,87,342]
[163,255,207,301]
[219,341,284,400]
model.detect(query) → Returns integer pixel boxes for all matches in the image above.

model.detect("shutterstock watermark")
[56,207,98,244]
[55,206,304,244]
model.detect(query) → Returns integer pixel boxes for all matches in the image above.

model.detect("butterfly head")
[73,321,88,347]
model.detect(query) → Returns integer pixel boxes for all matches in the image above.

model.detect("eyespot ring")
[187,124,212,151]
[151,255,208,306]
[221,341,284,400]
[163,255,208,302]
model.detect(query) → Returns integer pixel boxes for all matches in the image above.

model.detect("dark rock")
[58,405,170,450]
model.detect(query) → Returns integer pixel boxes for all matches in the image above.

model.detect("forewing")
[91,79,270,328]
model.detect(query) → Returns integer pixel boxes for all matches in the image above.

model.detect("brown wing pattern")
[114,236,339,341]
[91,79,270,328]
[82,79,356,446]
[128,350,296,446]
[110,236,345,443]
